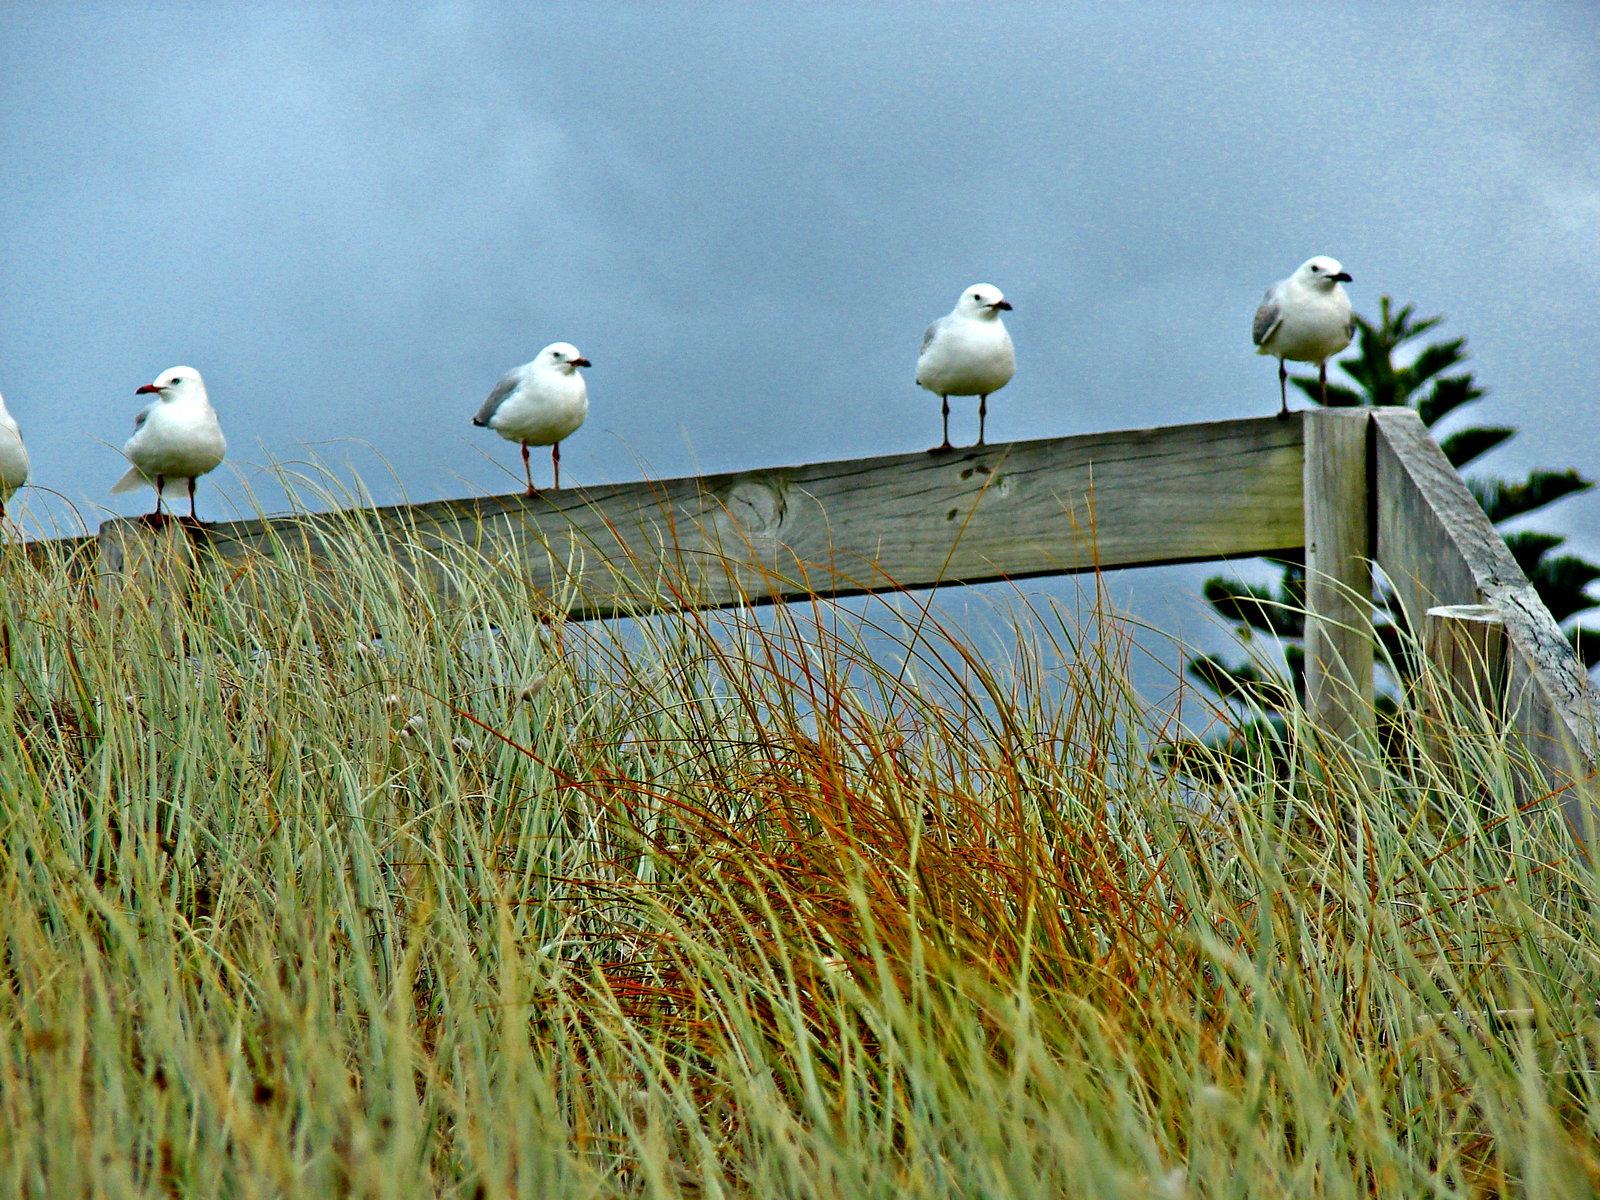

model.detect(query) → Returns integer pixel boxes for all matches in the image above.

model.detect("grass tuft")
[2,483,1597,1198]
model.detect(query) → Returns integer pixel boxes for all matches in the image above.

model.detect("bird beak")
[571,357,592,368]
[1331,272,1352,283]
[136,384,161,394]
[992,301,1013,311]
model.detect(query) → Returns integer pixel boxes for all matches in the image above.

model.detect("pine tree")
[1191,297,1598,739]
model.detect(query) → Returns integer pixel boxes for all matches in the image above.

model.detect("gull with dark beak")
[916,284,1015,452]
[110,366,228,523]
[1253,256,1355,415]
[472,342,590,494]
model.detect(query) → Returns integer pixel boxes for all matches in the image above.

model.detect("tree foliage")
[1192,297,1599,735]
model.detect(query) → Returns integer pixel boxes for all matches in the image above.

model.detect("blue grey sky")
[2,2,1596,676]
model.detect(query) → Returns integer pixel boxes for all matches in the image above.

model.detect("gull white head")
[1295,257,1352,290]
[537,343,591,374]
[954,284,1012,320]
[137,365,208,403]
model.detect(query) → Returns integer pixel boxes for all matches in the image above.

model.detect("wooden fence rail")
[78,409,1600,823]
[99,416,1306,614]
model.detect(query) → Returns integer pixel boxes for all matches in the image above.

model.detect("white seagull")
[1253,256,1355,415]
[0,392,30,523]
[917,284,1015,452]
[110,366,228,522]
[472,342,590,494]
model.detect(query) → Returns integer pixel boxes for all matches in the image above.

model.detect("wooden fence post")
[1423,604,1509,714]
[1303,409,1375,752]
[1421,603,1509,769]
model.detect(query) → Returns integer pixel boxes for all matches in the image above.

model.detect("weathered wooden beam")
[1303,409,1375,752]
[1373,408,1599,824]
[113,416,1307,619]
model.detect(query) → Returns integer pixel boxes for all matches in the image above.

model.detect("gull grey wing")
[472,370,522,427]
[132,403,154,433]
[915,319,948,384]
[1252,288,1282,348]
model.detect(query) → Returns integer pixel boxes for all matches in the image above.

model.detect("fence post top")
[1426,603,1504,623]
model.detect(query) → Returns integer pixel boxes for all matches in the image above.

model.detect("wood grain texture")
[1303,410,1375,750]
[101,416,1308,618]
[1372,410,1525,626]
[1373,409,1598,817]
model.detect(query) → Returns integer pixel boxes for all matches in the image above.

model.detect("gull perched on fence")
[472,342,590,494]
[916,284,1015,452]
[110,366,228,523]
[0,392,29,523]
[1253,256,1354,415]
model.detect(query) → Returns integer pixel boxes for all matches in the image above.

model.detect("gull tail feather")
[109,466,149,495]
[111,468,192,497]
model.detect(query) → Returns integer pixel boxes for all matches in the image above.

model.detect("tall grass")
[2,487,1597,1198]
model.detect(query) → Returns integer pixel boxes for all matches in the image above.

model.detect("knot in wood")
[713,479,786,543]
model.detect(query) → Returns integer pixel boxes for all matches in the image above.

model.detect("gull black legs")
[930,393,997,452]
[144,474,167,525]
[930,395,954,454]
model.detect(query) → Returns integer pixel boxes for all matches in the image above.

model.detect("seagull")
[917,284,1015,452]
[472,342,590,494]
[110,366,228,523]
[1253,256,1355,415]
[0,392,29,523]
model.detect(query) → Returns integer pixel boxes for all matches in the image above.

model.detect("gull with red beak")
[110,366,228,523]
[0,391,30,524]
[1253,255,1355,415]
[472,342,590,494]
[916,284,1015,452]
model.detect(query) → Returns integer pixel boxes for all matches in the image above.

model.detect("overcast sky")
[2,2,1596,686]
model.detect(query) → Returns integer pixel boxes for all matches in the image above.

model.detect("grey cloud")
[1,1,1595,570]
